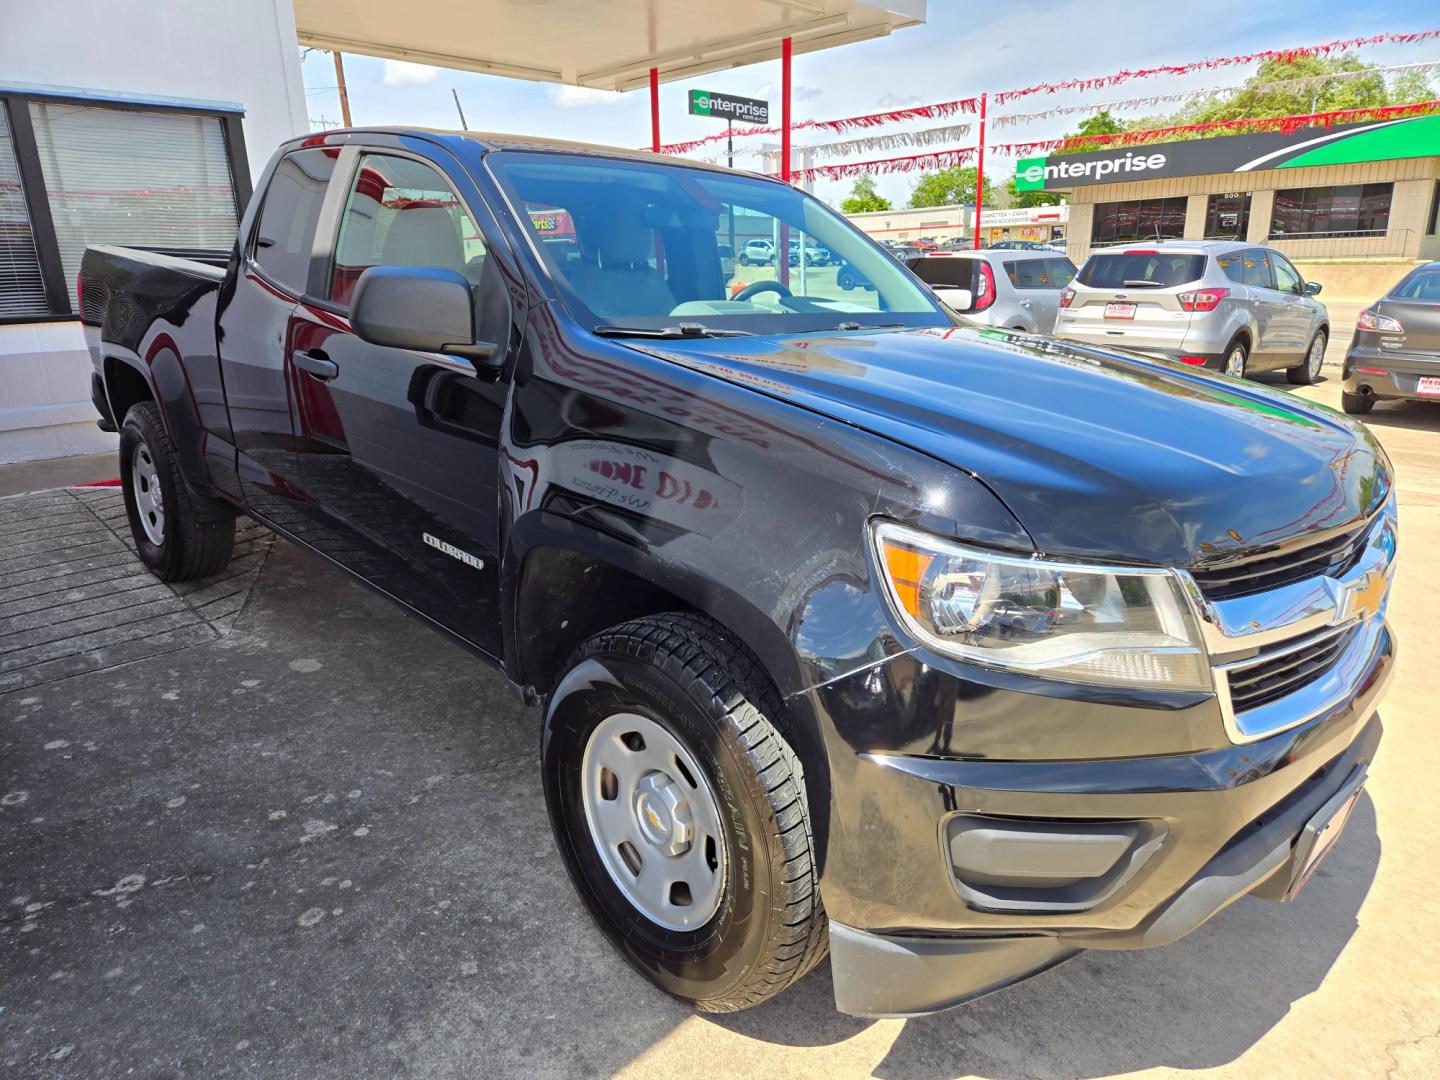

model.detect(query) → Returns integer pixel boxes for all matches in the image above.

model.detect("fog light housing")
[945,814,1165,914]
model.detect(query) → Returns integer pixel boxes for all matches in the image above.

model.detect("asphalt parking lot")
[3,352,1438,1079]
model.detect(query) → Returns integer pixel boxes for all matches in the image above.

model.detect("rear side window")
[1077,252,1206,289]
[1216,250,1271,288]
[252,148,337,294]
[1005,257,1074,289]
[1391,268,1440,300]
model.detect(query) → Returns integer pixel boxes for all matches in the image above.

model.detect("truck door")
[284,147,510,655]
[220,146,340,522]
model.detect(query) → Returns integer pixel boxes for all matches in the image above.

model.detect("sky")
[298,0,1440,208]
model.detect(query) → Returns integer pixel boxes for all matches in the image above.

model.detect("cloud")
[548,84,624,108]
[793,85,824,104]
[383,60,440,87]
[875,92,923,109]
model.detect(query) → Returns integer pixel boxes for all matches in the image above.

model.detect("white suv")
[1054,241,1330,383]
[738,239,775,266]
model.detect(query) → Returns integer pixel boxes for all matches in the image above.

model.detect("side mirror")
[351,266,500,366]
[1304,281,1323,296]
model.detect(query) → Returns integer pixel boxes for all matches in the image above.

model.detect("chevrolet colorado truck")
[82,129,1396,1018]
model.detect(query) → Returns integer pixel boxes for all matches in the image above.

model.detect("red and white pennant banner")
[801,123,973,158]
[990,59,1440,127]
[786,146,977,184]
[992,29,1440,105]
[987,99,1440,157]
[653,96,979,155]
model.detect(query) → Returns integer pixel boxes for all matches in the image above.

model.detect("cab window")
[252,148,337,294]
[1272,255,1304,296]
[329,153,486,305]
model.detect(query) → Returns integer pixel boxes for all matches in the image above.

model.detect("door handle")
[296,348,338,380]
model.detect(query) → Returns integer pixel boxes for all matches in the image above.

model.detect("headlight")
[871,521,1210,691]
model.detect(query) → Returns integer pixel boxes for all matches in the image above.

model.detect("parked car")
[940,236,973,251]
[909,250,1077,333]
[1054,241,1329,383]
[717,242,734,279]
[986,239,1052,251]
[83,127,1393,1021]
[835,258,874,291]
[787,239,828,266]
[738,238,773,265]
[1341,262,1440,414]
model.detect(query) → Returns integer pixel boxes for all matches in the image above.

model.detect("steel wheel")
[580,711,727,931]
[1224,343,1248,378]
[131,442,165,546]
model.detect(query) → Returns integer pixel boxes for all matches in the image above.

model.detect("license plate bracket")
[1104,302,1137,320]
[1280,767,1366,901]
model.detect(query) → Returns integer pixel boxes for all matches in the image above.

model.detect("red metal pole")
[781,37,792,183]
[650,68,660,152]
[780,36,792,288]
[972,92,986,250]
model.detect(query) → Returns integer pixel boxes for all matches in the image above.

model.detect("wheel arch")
[503,511,832,849]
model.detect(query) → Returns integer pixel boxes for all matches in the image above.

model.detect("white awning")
[293,0,925,91]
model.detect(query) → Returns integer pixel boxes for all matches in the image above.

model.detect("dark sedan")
[1342,262,1440,414]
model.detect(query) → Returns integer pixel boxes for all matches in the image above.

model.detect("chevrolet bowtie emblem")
[1347,569,1387,623]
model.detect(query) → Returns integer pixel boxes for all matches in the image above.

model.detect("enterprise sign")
[1014,114,1440,191]
[688,89,770,125]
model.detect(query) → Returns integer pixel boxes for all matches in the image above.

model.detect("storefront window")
[1204,193,1251,240]
[1270,184,1392,237]
[0,103,48,318]
[1091,197,1187,245]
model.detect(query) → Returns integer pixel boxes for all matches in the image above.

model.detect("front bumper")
[813,615,1392,1017]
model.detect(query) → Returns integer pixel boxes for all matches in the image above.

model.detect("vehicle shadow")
[706,794,1381,1079]
[1349,400,1440,433]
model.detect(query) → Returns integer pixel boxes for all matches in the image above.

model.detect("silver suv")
[1054,240,1330,383]
[907,250,1077,334]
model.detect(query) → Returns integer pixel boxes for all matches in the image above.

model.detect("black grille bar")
[1191,522,1371,601]
[1226,625,1356,713]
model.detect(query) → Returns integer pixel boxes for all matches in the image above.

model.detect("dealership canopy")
[291,0,925,91]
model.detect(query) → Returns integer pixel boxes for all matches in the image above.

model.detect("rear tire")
[1341,391,1375,415]
[543,612,826,1013]
[1288,330,1327,385]
[119,402,235,582]
[1220,338,1249,379]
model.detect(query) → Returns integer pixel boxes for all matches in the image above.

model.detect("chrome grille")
[1190,523,1371,601]
[1224,624,1357,714]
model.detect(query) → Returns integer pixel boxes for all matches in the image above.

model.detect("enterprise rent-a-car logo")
[1015,150,1169,191]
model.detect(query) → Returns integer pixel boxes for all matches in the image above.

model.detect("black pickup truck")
[82,128,1396,1018]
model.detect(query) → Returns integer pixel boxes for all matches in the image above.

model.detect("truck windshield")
[488,151,949,334]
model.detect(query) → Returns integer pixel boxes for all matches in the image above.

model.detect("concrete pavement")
[2,370,1438,1079]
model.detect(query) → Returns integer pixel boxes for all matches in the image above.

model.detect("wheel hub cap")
[131,443,165,546]
[580,712,727,931]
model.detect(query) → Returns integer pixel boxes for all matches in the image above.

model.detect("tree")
[1055,110,1126,155]
[1003,175,1067,209]
[1121,54,1435,140]
[908,165,993,209]
[840,175,891,213]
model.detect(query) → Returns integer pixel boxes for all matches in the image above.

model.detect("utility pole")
[452,88,469,130]
[332,50,353,127]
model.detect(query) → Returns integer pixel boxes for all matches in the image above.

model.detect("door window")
[1272,256,1303,296]
[1229,249,1272,289]
[329,153,485,305]
[252,148,337,294]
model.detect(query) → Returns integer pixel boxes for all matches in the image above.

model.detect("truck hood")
[630,326,1389,566]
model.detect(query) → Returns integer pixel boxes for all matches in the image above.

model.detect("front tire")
[543,612,826,1012]
[1288,329,1327,385]
[119,402,235,582]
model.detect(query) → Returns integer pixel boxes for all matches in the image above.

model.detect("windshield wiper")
[1121,280,1165,288]
[593,323,752,339]
[835,321,905,330]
